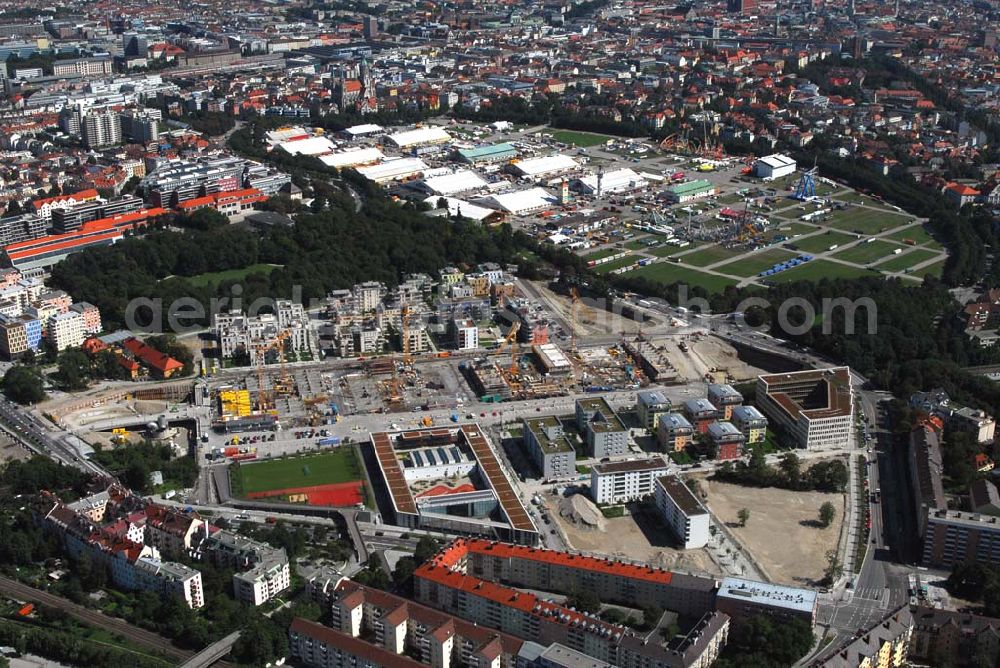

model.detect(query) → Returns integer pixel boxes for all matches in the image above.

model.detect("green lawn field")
[182,263,281,287]
[767,260,874,283]
[874,248,941,273]
[715,249,800,277]
[583,248,620,262]
[831,240,904,265]
[630,262,736,292]
[236,448,361,494]
[674,245,741,267]
[773,222,820,237]
[549,129,613,147]
[886,224,938,247]
[651,244,701,258]
[594,256,638,274]
[824,207,909,235]
[786,231,857,254]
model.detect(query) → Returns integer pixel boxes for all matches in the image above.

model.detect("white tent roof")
[420,170,489,196]
[478,187,557,214]
[356,158,428,182]
[387,127,452,148]
[319,147,384,169]
[511,154,579,177]
[278,135,336,156]
[423,196,497,221]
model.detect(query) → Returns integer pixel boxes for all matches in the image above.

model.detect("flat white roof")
[757,154,796,168]
[344,123,383,135]
[356,157,428,182]
[265,126,309,144]
[478,187,557,214]
[578,168,646,192]
[387,127,452,148]
[278,135,336,156]
[512,154,579,177]
[717,577,817,613]
[423,196,497,221]
[534,342,571,369]
[420,169,488,196]
[319,146,384,169]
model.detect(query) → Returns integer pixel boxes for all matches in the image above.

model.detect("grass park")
[674,245,740,267]
[788,231,857,254]
[182,263,281,288]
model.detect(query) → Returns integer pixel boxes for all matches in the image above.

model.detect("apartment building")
[575,397,629,459]
[637,390,672,431]
[213,300,315,361]
[414,539,728,667]
[48,310,86,351]
[198,529,291,606]
[53,56,113,76]
[909,418,946,540]
[0,213,47,247]
[142,155,291,208]
[715,577,817,628]
[910,607,1000,668]
[0,315,41,358]
[523,417,576,480]
[707,384,743,420]
[453,318,479,350]
[658,413,694,453]
[910,389,997,443]
[144,504,206,557]
[589,457,670,505]
[69,302,102,334]
[31,188,100,222]
[82,110,123,149]
[52,195,143,233]
[811,605,911,668]
[176,188,266,220]
[654,475,710,549]
[729,405,768,445]
[120,109,161,143]
[38,491,205,610]
[756,368,854,450]
[682,398,718,434]
[292,580,525,668]
[922,509,1000,568]
[706,422,745,461]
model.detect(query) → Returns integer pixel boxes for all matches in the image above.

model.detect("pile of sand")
[558,494,606,531]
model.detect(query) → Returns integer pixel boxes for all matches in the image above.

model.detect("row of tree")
[713,451,849,493]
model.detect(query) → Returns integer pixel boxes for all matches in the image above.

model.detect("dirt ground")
[535,283,645,337]
[548,495,722,577]
[0,433,28,463]
[702,478,845,587]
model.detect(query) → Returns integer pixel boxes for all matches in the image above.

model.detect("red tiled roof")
[122,337,183,373]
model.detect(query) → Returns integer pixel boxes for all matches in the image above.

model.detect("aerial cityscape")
[0,0,996,667]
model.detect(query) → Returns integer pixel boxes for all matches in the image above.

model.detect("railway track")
[0,575,192,662]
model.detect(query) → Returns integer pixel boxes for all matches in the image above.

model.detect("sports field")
[715,249,799,277]
[236,448,362,494]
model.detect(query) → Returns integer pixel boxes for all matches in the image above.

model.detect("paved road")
[0,575,193,662]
